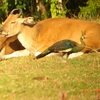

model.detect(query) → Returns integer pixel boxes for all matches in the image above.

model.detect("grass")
[0,53,100,100]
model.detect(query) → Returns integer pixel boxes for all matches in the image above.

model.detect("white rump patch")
[0,49,30,60]
[68,52,84,59]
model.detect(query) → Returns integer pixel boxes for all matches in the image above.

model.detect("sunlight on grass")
[0,53,100,100]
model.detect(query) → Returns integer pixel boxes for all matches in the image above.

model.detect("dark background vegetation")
[0,0,100,22]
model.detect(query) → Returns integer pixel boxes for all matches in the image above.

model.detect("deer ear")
[22,17,36,26]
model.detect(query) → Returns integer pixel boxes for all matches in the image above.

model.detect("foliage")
[0,0,37,23]
[36,0,51,20]
[0,0,100,22]
[50,0,67,18]
[79,0,100,19]
[0,0,8,22]
[15,0,26,10]
[0,0,67,22]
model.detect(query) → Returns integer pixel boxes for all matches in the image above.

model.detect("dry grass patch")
[0,53,100,100]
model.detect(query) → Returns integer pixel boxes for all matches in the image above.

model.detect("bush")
[78,0,100,19]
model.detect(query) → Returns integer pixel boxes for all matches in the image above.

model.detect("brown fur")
[0,35,24,55]
[0,9,29,60]
[1,17,100,58]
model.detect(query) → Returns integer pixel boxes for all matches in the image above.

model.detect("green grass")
[0,53,100,100]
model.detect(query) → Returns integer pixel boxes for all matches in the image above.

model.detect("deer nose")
[0,29,7,36]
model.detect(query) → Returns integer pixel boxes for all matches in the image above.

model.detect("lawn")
[0,52,100,100]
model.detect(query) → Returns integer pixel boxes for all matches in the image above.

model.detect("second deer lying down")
[0,15,100,59]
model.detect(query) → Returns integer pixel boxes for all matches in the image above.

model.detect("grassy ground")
[0,53,100,100]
